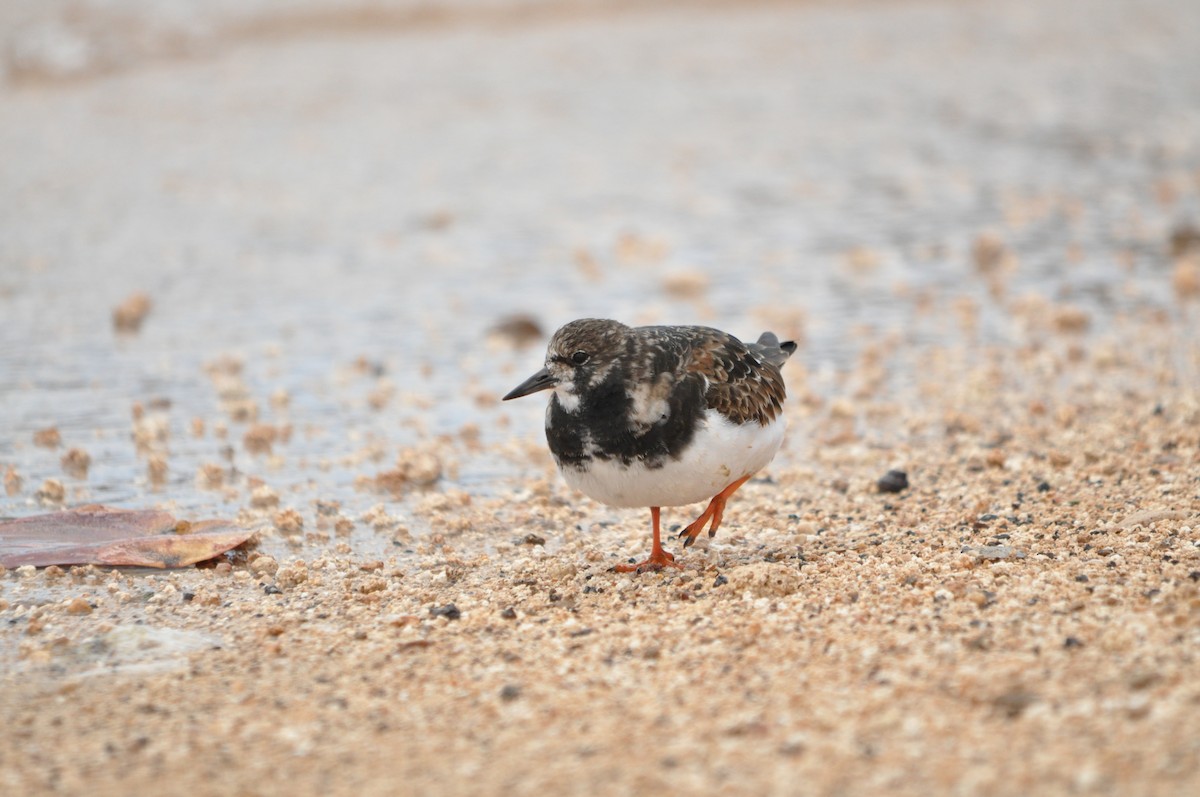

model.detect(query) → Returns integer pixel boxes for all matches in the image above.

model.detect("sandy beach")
[2,0,1199,794]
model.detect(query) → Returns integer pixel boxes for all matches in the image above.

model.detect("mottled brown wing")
[685,329,793,425]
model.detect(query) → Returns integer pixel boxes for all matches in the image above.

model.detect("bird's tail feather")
[753,332,797,366]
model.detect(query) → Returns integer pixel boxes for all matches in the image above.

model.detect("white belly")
[559,410,786,508]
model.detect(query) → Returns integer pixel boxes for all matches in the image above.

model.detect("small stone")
[358,577,387,594]
[499,684,522,702]
[273,509,303,536]
[243,424,279,456]
[488,315,544,349]
[500,607,517,620]
[521,534,546,546]
[661,270,710,299]
[993,689,1038,718]
[263,584,282,595]
[1173,257,1200,299]
[197,463,225,490]
[971,231,1012,274]
[36,478,66,505]
[61,448,91,479]
[65,597,92,615]
[1064,636,1084,649]
[112,292,152,332]
[249,555,279,577]
[877,470,909,493]
[431,603,461,621]
[274,566,308,589]
[250,485,280,509]
[4,466,21,496]
[1052,305,1090,333]
[316,500,342,518]
[723,562,801,597]
[1169,223,1200,257]
[1037,481,1052,492]
[713,574,728,587]
[33,427,61,448]
[1048,451,1072,468]
[147,456,168,486]
[961,545,1025,561]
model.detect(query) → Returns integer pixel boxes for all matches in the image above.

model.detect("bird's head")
[502,318,629,404]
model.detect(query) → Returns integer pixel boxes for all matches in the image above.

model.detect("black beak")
[502,367,557,401]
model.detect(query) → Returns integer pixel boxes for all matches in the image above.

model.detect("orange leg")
[678,475,752,548]
[614,506,682,574]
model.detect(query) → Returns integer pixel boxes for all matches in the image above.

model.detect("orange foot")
[613,507,683,574]
[612,549,680,573]
[678,475,751,548]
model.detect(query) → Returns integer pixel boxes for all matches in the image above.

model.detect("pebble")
[431,603,461,621]
[961,545,1026,561]
[36,478,66,505]
[33,427,62,448]
[250,486,281,509]
[112,292,152,332]
[876,470,909,493]
[60,448,91,479]
[488,315,544,349]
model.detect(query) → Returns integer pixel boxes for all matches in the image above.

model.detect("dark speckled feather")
[676,327,794,426]
[533,320,796,470]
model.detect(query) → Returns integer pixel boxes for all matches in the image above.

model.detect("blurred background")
[2,0,1198,548]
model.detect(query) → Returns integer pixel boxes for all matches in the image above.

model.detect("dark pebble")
[522,533,546,546]
[499,684,522,702]
[500,607,517,620]
[263,584,282,595]
[713,574,728,587]
[1074,575,1089,583]
[876,470,909,493]
[979,513,998,522]
[1064,636,1084,649]
[1170,223,1200,256]
[431,603,461,620]
[489,315,544,348]
[1189,571,1200,582]
[1037,481,1051,492]
[181,592,195,603]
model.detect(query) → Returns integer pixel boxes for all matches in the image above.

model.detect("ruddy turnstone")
[503,318,796,573]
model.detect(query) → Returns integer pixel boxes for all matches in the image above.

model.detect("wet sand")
[3,0,1200,794]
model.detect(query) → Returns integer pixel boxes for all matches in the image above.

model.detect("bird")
[503,318,796,573]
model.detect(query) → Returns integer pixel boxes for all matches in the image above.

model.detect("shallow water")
[1,0,1198,559]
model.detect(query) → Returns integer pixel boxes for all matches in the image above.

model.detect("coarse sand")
[3,302,1198,797]
[2,0,1200,793]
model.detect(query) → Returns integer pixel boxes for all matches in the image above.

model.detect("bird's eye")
[571,350,590,365]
